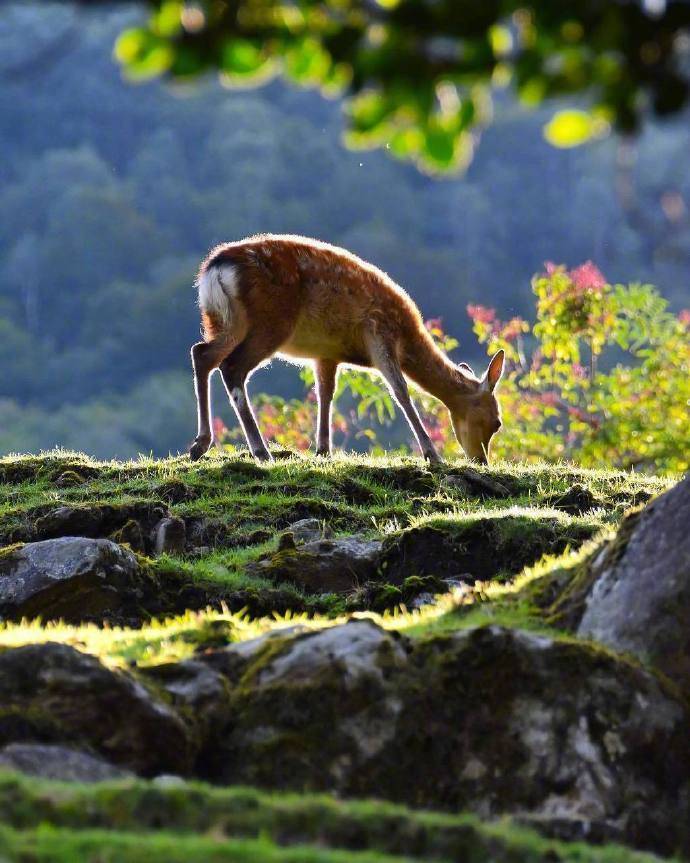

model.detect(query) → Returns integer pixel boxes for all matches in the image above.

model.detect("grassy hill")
[0,450,681,862]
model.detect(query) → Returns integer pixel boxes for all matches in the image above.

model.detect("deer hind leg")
[314,359,338,456]
[189,338,236,461]
[366,335,441,464]
[218,331,289,462]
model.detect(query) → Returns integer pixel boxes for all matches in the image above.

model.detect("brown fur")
[190,234,504,463]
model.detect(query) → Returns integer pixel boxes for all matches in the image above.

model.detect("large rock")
[0,743,132,782]
[578,475,690,694]
[0,642,192,776]
[246,537,382,593]
[201,620,689,857]
[0,537,154,624]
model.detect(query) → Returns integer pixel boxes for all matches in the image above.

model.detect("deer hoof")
[424,450,443,465]
[189,436,212,461]
[253,448,273,463]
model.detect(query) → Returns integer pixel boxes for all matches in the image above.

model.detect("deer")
[189,234,504,465]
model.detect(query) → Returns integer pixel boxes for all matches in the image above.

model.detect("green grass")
[0,772,670,863]
[0,447,672,660]
[0,449,669,617]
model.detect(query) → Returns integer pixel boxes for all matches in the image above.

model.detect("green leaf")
[222,39,269,76]
[114,29,173,79]
[284,38,331,84]
[543,110,609,148]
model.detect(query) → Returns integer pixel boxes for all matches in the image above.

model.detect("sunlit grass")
[0,448,668,663]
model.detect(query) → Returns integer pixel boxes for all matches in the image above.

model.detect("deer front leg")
[368,338,442,464]
[315,359,338,456]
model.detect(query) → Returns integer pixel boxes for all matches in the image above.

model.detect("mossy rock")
[196,620,690,857]
[379,514,598,585]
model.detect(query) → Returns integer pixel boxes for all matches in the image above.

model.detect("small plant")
[468,263,690,473]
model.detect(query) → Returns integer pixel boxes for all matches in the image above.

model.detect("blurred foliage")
[113,0,690,172]
[2,7,690,460]
[218,271,690,474]
[472,264,690,472]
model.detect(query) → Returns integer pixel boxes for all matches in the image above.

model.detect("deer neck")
[401,328,476,407]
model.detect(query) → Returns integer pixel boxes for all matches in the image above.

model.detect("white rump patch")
[196,263,239,325]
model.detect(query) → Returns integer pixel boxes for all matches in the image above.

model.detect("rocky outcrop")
[379,515,597,583]
[14,502,171,552]
[201,621,689,856]
[0,620,687,856]
[0,642,192,775]
[246,515,598,601]
[578,474,690,695]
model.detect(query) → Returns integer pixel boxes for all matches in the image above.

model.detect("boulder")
[0,743,132,782]
[578,475,690,695]
[141,659,231,756]
[0,642,192,776]
[204,620,689,857]
[0,537,152,623]
[246,536,382,593]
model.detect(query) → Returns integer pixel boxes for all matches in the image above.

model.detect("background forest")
[1,4,689,463]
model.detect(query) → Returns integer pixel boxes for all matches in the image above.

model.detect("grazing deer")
[190,234,504,464]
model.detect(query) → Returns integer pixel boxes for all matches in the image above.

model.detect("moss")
[370,584,404,613]
[379,510,599,588]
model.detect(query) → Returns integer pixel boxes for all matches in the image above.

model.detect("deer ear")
[481,350,505,392]
[458,361,475,376]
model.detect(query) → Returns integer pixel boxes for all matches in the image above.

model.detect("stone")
[153,516,187,555]
[282,518,332,545]
[0,743,132,782]
[0,642,192,776]
[198,625,310,684]
[246,536,382,593]
[578,475,690,695]
[206,621,690,857]
[0,537,148,623]
[210,620,408,787]
[141,659,231,740]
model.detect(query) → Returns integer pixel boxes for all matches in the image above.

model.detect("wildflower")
[540,392,560,408]
[570,261,606,293]
[466,304,496,325]
[212,416,227,440]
